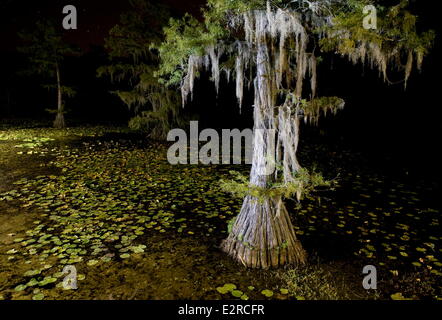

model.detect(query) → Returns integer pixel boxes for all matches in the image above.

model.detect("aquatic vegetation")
[0,126,441,299]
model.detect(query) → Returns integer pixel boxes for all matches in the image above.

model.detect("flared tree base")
[53,113,65,129]
[221,195,307,269]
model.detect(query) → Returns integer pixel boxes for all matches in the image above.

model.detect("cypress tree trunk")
[222,44,307,268]
[53,63,65,129]
[222,195,306,268]
[221,104,307,268]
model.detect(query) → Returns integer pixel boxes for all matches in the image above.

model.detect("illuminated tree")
[158,0,434,268]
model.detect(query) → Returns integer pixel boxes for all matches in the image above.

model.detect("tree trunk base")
[53,113,65,129]
[221,196,307,269]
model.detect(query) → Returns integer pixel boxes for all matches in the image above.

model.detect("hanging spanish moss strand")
[178,3,345,267]
[222,42,306,268]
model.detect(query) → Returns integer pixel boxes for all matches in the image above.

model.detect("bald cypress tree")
[158,0,434,268]
[18,20,77,128]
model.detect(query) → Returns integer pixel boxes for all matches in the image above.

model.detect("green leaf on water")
[27,278,39,287]
[412,262,422,267]
[280,288,289,295]
[217,283,236,294]
[261,289,273,298]
[32,293,45,300]
[231,290,243,298]
[14,284,27,292]
[87,259,99,266]
[24,269,41,277]
[216,287,229,294]
[38,277,57,286]
[391,293,409,300]
[223,283,236,292]
[399,252,408,257]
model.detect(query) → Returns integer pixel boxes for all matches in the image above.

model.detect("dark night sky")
[0,0,205,51]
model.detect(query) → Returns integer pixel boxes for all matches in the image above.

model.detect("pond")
[0,126,440,300]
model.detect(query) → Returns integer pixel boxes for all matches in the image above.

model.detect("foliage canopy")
[98,0,186,139]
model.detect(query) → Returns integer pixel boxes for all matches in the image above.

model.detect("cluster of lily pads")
[216,283,293,300]
[0,126,130,142]
[1,135,245,299]
[1,127,441,300]
[293,143,442,299]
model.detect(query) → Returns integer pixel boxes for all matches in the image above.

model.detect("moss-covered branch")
[220,169,333,203]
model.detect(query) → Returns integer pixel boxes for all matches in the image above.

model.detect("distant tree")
[98,0,185,139]
[158,0,434,268]
[18,20,78,128]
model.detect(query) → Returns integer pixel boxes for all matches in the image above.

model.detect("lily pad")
[32,293,45,300]
[87,259,99,266]
[261,289,273,298]
[231,290,243,298]
[14,284,27,292]
[280,288,289,295]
